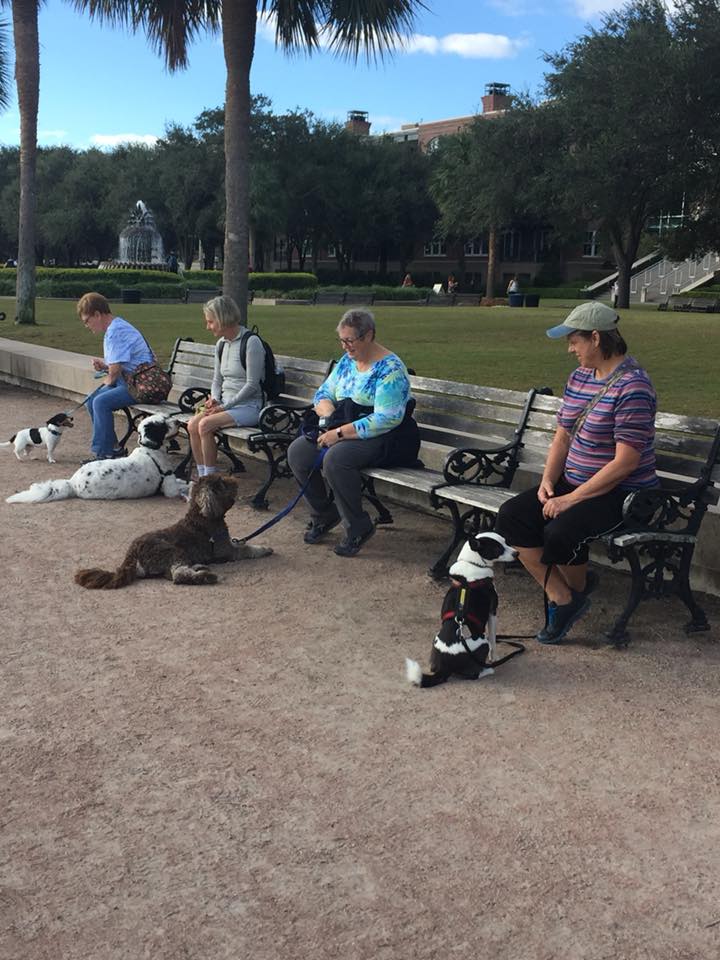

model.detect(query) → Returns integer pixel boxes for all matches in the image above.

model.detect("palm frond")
[262,0,425,60]
[74,0,221,70]
[0,17,12,111]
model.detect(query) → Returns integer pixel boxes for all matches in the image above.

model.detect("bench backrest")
[408,373,557,477]
[409,371,720,503]
[167,337,331,404]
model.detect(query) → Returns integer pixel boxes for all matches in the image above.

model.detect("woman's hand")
[92,357,107,372]
[542,493,577,519]
[317,429,341,448]
[537,478,555,504]
[204,397,222,414]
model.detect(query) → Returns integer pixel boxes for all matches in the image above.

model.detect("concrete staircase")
[586,251,720,304]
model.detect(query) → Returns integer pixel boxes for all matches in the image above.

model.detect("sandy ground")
[1,383,719,960]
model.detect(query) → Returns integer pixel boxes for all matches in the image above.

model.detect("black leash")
[454,586,527,668]
[238,447,328,543]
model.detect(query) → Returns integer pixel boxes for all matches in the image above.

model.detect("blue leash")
[239,447,328,543]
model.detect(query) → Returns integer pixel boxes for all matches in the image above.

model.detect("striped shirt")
[557,356,657,489]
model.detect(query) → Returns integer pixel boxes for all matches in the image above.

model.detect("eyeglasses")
[338,333,365,347]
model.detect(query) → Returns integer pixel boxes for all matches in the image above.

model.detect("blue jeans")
[85,381,135,456]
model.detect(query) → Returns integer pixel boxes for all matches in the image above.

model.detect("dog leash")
[237,447,328,543]
[454,586,527,667]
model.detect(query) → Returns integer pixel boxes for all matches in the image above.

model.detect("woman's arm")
[104,362,124,386]
[543,442,641,518]
[538,427,571,503]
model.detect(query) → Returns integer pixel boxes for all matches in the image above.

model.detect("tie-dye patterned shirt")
[314,352,412,439]
[557,356,657,489]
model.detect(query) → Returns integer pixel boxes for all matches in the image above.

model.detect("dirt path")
[1,383,719,960]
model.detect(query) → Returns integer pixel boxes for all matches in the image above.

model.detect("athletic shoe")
[334,523,376,557]
[536,590,591,644]
[303,512,341,544]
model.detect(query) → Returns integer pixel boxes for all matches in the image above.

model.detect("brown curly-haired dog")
[74,474,272,589]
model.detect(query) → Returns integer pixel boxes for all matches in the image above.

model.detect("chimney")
[346,110,371,136]
[481,82,512,115]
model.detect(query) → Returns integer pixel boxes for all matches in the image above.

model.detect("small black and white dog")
[0,412,74,463]
[406,532,522,688]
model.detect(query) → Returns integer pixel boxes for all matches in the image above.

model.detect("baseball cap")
[546,301,620,339]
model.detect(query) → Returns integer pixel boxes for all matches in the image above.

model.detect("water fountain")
[115,200,166,268]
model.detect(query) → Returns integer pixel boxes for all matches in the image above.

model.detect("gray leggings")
[287,434,388,537]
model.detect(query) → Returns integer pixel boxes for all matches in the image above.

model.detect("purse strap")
[570,358,638,439]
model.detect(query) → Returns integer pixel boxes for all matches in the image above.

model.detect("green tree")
[544,0,687,307]
[76,0,423,320]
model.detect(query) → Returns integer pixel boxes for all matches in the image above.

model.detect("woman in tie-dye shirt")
[287,309,419,557]
[496,301,657,645]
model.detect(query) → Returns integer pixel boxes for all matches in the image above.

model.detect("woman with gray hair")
[287,308,419,557]
[186,295,265,477]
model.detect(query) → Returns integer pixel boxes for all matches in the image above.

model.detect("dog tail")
[75,557,137,590]
[6,479,76,503]
[0,436,16,446]
[405,658,449,688]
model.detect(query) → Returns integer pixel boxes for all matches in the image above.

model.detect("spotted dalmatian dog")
[6,415,189,503]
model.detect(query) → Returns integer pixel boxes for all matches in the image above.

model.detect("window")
[326,242,336,259]
[424,238,446,257]
[274,237,287,260]
[502,229,519,260]
[536,229,552,254]
[583,230,600,257]
[464,237,488,257]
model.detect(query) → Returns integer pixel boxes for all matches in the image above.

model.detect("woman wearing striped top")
[496,301,657,644]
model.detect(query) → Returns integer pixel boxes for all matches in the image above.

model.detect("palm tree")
[76,0,423,321]
[3,0,40,324]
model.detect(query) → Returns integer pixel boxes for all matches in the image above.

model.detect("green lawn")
[1,296,717,417]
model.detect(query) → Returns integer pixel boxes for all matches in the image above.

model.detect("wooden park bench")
[451,293,482,306]
[117,337,332,508]
[312,291,376,306]
[183,288,255,305]
[356,376,720,646]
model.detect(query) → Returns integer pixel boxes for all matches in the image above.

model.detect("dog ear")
[140,418,168,448]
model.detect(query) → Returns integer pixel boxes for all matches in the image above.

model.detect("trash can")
[524,293,540,308]
[508,292,525,307]
[121,288,141,304]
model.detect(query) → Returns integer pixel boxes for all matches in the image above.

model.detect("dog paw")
[232,541,273,560]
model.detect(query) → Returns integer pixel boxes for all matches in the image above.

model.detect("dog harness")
[452,585,526,668]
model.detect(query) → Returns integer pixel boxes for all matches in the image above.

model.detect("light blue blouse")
[314,352,412,439]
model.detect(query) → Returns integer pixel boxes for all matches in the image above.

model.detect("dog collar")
[47,426,62,437]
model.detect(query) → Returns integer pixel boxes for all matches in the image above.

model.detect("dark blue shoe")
[536,590,591,644]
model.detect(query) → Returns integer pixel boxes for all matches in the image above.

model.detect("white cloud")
[404,31,527,59]
[38,129,68,141]
[257,11,525,61]
[90,133,158,148]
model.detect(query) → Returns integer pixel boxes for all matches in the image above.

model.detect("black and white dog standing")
[1,412,74,463]
[406,532,522,688]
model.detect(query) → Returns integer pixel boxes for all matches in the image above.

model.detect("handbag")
[125,360,172,403]
[123,331,172,403]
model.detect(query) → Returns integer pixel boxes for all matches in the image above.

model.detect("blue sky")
[0,0,618,150]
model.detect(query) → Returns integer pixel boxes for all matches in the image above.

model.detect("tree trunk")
[222,1,256,322]
[485,225,498,299]
[12,0,39,325]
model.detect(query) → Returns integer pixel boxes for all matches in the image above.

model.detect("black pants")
[496,477,628,566]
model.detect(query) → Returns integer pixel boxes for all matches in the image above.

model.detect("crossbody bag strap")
[570,358,638,439]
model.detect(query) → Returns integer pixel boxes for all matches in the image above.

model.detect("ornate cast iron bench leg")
[676,543,710,634]
[362,477,394,526]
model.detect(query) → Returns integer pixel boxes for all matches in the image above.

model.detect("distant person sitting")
[401,273,414,287]
[507,275,521,295]
[447,274,458,295]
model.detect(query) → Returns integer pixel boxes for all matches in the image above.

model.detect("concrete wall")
[1,335,718,598]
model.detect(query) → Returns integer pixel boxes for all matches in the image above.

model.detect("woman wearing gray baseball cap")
[496,301,658,644]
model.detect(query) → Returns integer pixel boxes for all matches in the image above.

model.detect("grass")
[1,296,718,418]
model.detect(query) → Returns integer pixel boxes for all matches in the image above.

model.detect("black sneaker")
[536,590,591,644]
[303,513,341,544]
[334,524,376,557]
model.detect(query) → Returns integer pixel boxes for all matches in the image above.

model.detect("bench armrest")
[177,386,210,413]
[620,484,708,535]
[441,441,521,487]
[258,401,312,435]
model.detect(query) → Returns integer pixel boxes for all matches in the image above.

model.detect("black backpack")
[219,325,285,401]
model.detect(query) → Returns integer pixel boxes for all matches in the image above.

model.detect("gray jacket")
[211,329,265,409]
